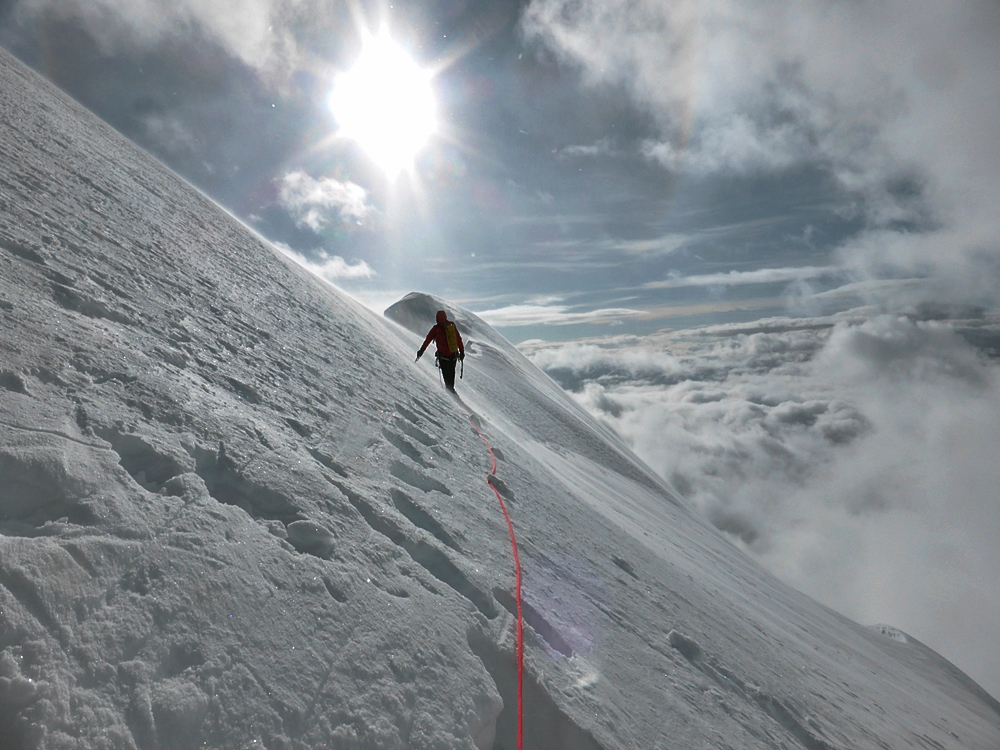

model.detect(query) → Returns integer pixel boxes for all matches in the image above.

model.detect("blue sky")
[4,1,995,342]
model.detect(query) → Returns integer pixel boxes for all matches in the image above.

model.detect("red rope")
[469,417,523,750]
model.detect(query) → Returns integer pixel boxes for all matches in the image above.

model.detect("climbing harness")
[468,416,523,750]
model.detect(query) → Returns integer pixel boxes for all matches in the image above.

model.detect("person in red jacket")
[416,310,465,391]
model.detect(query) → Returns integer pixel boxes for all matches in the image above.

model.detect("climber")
[416,310,465,391]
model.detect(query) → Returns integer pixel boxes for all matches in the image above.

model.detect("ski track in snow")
[0,47,998,749]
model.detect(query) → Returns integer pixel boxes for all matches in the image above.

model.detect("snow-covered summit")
[1,47,998,749]
[386,292,677,503]
[386,292,505,351]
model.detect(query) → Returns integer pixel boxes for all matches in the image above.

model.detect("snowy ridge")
[0,46,999,750]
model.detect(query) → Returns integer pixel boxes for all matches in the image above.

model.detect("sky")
[2,0,999,695]
[8,0,999,341]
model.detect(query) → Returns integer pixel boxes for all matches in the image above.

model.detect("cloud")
[17,0,304,77]
[522,311,1000,697]
[522,0,1000,306]
[645,265,843,290]
[536,235,689,256]
[484,234,690,268]
[556,137,618,159]
[641,115,812,175]
[277,170,372,231]
[139,113,200,158]
[476,302,642,327]
[273,241,374,281]
[599,234,689,257]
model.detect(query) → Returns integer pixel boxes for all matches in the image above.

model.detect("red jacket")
[421,312,464,358]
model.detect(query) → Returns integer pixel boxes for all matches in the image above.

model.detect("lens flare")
[330,29,437,179]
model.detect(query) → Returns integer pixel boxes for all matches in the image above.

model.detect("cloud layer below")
[522,310,1000,697]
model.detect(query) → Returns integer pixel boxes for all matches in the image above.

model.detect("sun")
[329,29,437,179]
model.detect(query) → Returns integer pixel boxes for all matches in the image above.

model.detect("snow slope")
[0,47,998,750]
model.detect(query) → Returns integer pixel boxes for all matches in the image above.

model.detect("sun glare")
[330,30,437,179]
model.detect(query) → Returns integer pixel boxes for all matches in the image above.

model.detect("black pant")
[437,355,458,390]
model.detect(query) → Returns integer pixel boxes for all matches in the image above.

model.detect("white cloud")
[18,0,303,77]
[476,302,642,327]
[642,114,813,175]
[638,140,682,170]
[501,233,690,263]
[139,113,199,157]
[556,137,618,159]
[522,311,1000,697]
[273,241,374,281]
[277,170,372,231]
[645,265,842,290]
[522,0,1000,306]
[603,234,689,257]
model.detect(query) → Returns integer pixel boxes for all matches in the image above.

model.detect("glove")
[459,351,465,361]
[415,348,424,361]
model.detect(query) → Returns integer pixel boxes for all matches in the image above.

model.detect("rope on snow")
[468,415,523,750]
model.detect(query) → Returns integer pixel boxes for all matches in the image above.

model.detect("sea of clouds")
[522,308,1000,697]
[516,0,1000,697]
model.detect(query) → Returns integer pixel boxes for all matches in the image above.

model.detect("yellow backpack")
[444,322,459,355]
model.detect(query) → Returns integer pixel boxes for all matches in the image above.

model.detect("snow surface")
[0,47,998,750]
